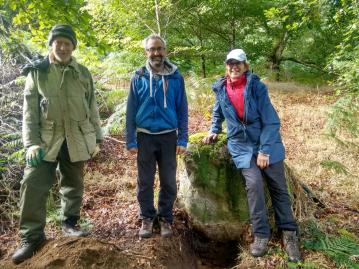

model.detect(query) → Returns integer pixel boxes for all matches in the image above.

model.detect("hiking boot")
[283,230,301,262]
[62,221,89,237]
[12,236,45,264]
[250,236,269,257]
[159,219,173,238]
[139,218,153,238]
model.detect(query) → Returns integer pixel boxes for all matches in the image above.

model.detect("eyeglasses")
[146,47,165,53]
[226,60,244,66]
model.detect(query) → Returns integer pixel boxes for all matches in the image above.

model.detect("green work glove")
[26,145,45,167]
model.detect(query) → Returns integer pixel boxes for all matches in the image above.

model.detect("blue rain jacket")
[210,72,285,169]
[126,66,188,149]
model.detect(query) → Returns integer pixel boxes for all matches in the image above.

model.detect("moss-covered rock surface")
[177,132,308,242]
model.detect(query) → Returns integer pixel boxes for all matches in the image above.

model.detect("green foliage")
[0,61,25,230]
[78,218,93,232]
[326,95,359,143]
[320,160,349,175]
[287,261,322,269]
[303,222,359,269]
[46,188,61,226]
[6,0,97,47]
[1,133,24,169]
[325,0,359,154]
[14,76,26,86]
[101,98,127,137]
[100,88,128,114]
[185,72,215,116]
[1,0,349,82]
[280,61,331,85]
[98,52,143,82]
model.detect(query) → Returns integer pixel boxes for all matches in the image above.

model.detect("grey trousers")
[241,157,298,237]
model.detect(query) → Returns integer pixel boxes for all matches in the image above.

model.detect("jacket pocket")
[78,120,96,155]
[68,96,88,121]
[40,120,55,150]
[40,96,62,121]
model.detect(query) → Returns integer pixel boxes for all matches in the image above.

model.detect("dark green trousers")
[19,142,84,242]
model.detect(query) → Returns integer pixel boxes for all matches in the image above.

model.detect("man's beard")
[149,56,165,69]
[54,52,71,64]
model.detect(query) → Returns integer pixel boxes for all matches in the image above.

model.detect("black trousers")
[241,157,298,237]
[136,131,177,223]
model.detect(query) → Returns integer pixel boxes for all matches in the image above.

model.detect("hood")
[20,54,80,76]
[136,58,179,109]
[145,57,177,76]
[20,55,49,76]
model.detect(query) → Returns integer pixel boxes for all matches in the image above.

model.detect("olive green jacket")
[22,55,103,162]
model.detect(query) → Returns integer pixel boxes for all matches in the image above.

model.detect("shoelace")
[161,222,171,229]
[254,237,268,246]
[20,241,31,247]
[285,234,298,244]
[142,220,152,229]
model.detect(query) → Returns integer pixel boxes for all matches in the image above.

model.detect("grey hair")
[143,34,166,50]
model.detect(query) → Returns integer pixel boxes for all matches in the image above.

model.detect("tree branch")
[281,57,325,72]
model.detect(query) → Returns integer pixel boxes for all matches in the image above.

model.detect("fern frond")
[320,160,349,175]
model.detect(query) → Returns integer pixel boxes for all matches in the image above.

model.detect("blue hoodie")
[210,71,285,169]
[126,60,188,149]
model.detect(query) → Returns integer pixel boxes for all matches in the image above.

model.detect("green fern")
[320,159,349,175]
[304,230,359,269]
[3,137,23,149]
[8,148,25,163]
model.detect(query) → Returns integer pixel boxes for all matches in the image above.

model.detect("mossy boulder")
[177,132,308,242]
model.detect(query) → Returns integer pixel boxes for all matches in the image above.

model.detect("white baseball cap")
[225,49,247,63]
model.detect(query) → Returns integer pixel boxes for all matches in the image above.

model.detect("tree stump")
[177,132,309,242]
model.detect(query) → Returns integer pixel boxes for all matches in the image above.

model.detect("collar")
[226,74,246,86]
[145,58,177,76]
[48,52,80,73]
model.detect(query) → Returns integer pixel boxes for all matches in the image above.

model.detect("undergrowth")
[0,61,24,232]
[303,221,359,269]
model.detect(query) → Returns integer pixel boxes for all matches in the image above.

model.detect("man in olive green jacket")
[12,24,103,264]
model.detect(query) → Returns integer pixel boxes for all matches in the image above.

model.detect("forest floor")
[0,81,358,269]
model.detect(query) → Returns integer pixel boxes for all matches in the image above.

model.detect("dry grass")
[268,82,359,210]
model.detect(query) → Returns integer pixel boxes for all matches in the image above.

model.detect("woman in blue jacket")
[203,49,301,262]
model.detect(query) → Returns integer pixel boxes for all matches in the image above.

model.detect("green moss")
[224,165,250,220]
[184,133,250,221]
[188,132,228,162]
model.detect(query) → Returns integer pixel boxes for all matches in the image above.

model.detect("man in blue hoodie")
[126,34,188,238]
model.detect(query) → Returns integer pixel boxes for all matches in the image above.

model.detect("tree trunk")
[154,0,161,35]
[268,30,289,81]
[201,55,206,78]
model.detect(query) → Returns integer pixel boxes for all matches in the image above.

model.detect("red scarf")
[225,75,246,120]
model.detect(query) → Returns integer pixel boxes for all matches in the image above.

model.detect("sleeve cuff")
[127,143,137,150]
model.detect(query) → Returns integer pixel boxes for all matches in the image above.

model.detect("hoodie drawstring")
[162,76,167,108]
[149,73,168,109]
[149,71,153,97]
